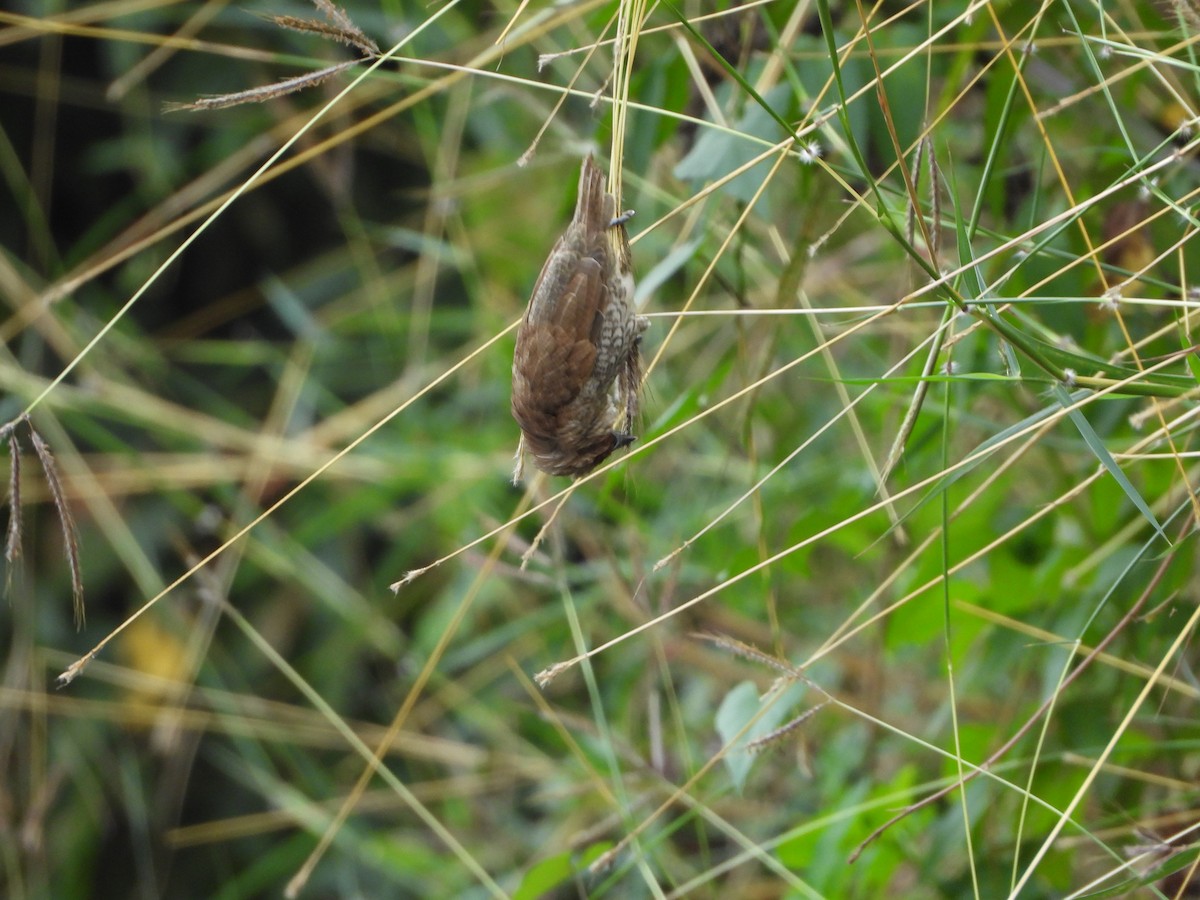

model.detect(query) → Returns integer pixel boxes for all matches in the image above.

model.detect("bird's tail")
[574,155,615,235]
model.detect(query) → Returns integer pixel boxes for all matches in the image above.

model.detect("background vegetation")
[2,0,1200,896]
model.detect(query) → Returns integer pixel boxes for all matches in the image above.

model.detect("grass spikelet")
[6,430,21,569]
[268,14,380,58]
[693,632,802,678]
[29,426,84,628]
[745,700,829,754]
[166,61,362,112]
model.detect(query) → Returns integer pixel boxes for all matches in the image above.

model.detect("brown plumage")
[511,156,647,479]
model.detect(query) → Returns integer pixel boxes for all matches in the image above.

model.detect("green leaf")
[1186,349,1200,386]
[673,84,793,205]
[635,237,700,306]
[715,680,809,792]
[1074,843,1200,898]
[512,842,614,900]
[1052,384,1167,545]
[512,851,574,900]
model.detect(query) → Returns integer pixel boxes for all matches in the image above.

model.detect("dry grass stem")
[12,0,1200,893]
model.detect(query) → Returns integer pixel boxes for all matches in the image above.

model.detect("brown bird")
[511,156,648,480]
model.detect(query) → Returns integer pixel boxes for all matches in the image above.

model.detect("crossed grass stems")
[7,0,1200,893]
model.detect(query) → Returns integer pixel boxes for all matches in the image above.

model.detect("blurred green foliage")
[2,0,1200,897]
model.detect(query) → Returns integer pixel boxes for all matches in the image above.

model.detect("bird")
[511,155,648,480]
